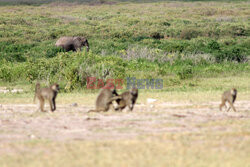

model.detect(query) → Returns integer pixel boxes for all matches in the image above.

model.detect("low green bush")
[176,65,194,80]
[179,28,201,40]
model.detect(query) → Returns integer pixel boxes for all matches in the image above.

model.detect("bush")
[230,26,247,36]
[0,42,33,62]
[207,40,220,51]
[176,65,194,80]
[150,32,164,40]
[180,28,201,40]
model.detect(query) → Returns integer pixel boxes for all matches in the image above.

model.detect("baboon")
[34,83,60,112]
[88,89,121,112]
[55,36,89,52]
[219,88,237,112]
[114,88,138,112]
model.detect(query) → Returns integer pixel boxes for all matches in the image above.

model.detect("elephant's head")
[75,37,89,52]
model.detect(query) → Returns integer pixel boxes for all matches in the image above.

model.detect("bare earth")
[0,101,249,146]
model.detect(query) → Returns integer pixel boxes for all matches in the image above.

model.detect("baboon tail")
[33,95,36,103]
[35,83,41,91]
[88,110,95,113]
[34,83,41,103]
[88,108,107,113]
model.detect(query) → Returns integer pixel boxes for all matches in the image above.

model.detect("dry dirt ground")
[0,101,249,146]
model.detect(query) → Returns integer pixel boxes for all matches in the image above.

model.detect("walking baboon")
[55,36,89,52]
[219,88,237,112]
[88,89,120,112]
[114,88,138,112]
[34,83,60,112]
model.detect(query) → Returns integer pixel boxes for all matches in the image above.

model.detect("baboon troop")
[34,83,60,112]
[219,88,237,112]
[55,36,89,52]
[31,38,239,113]
[32,83,239,113]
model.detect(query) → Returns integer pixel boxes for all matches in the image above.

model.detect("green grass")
[0,0,249,90]
[1,74,249,104]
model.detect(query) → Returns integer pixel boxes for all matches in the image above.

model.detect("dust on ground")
[0,101,249,145]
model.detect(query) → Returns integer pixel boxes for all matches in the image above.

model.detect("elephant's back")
[55,37,74,46]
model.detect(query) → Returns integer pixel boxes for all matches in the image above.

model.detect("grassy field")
[0,0,250,167]
[0,0,249,90]
[1,74,250,104]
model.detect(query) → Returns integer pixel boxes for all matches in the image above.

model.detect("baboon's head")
[35,82,41,92]
[130,88,138,96]
[231,88,237,96]
[36,83,41,88]
[51,83,60,92]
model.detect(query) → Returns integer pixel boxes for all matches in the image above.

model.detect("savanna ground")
[0,76,250,167]
[0,0,250,166]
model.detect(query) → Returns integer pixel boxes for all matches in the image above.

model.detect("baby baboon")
[34,83,60,112]
[88,89,120,112]
[219,88,237,112]
[55,36,89,52]
[114,88,138,112]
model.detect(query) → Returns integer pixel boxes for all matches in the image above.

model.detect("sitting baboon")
[88,88,120,112]
[55,36,89,52]
[114,88,138,112]
[219,88,237,112]
[34,83,60,112]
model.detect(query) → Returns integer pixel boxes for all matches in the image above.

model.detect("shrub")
[0,65,12,82]
[180,28,201,40]
[230,25,247,36]
[150,32,164,40]
[222,46,247,62]
[207,40,220,51]
[58,52,127,90]
[162,21,171,27]
[176,65,194,80]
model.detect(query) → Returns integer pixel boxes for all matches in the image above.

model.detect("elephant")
[55,36,89,52]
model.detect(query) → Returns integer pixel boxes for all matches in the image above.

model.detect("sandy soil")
[0,101,249,145]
